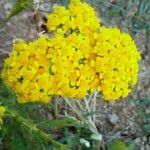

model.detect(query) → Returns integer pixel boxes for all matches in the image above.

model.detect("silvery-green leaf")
[91,133,102,141]
[80,138,90,148]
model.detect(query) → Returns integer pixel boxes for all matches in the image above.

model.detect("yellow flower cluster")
[0,106,6,129]
[2,0,141,103]
[47,0,100,36]
[93,27,141,99]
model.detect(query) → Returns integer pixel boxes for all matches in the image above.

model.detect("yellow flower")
[47,0,100,36]
[93,27,141,100]
[2,0,141,102]
[2,37,52,103]
[0,106,6,129]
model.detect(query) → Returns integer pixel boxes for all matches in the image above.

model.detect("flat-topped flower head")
[2,0,141,103]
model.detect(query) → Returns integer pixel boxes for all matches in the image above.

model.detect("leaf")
[8,0,33,18]
[107,140,128,150]
[84,111,97,118]
[126,142,135,150]
[49,101,57,118]
[80,138,90,148]
[91,133,102,141]
[38,117,80,129]
[0,0,33,29]
[10,135,27,150]
[139,0,148,16]
[0,79,17,104]
[60,129,78,149]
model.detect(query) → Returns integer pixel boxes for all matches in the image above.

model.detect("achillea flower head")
[2,0,141,103]
[47,0,100,36]
[0,106,6,129]
[89,27,141,100]
[2,37,52,103]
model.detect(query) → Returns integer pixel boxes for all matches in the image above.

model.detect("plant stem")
[63,91,99,134]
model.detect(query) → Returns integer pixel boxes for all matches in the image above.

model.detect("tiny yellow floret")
[0,106,6,129]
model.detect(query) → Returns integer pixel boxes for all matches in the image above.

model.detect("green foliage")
[0,0,33,29]
[3,110,68,149]
[107,140,127,150]
[2,117,48,150]
[107,140,135,150]
[0,78,17,106]
[83,111,97,118]
[3,120,28,150]
[58,123,104,150]
[0,77,103,149]
[0,78,69,149]
[61,129,79,149]
[37,117,81,129]
[7,0,33,19]
[126,142,135,150]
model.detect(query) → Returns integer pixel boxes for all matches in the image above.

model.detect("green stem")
[0,18,9,29]
[6,109,68,150]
